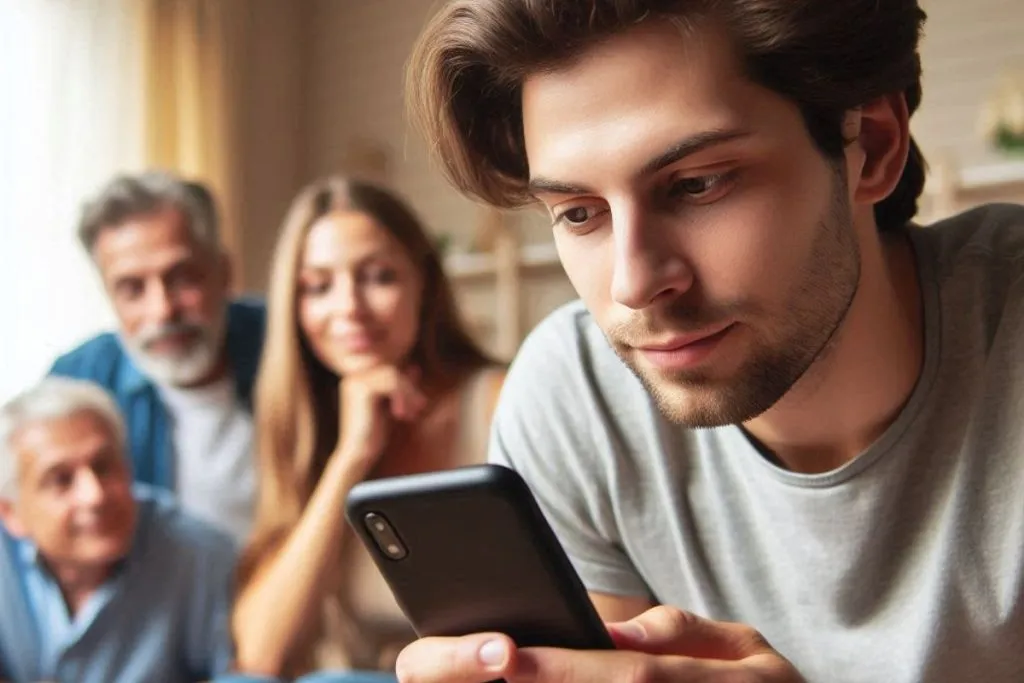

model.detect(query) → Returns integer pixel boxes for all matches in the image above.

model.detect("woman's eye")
[361,267,398,285]
[299,279,329,295]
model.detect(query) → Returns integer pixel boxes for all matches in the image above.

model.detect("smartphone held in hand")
[345,464,614,651]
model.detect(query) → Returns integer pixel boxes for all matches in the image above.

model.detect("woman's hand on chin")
[334,364,427,477]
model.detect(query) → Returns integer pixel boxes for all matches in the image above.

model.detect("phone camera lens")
[364,512,408,560]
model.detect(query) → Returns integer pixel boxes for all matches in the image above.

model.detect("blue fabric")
[0,485,238,683]
[295,673,397,683]
[211,672,397,683]
[48,298,266,491]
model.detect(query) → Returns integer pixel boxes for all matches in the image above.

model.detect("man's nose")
[74,470,107,507]
[145,280,178,323]
[610,206,695,310]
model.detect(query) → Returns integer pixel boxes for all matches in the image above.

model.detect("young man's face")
[522,19,862,427]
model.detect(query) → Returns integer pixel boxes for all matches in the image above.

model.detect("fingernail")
[613,621,647,641]
[477,639,509,670]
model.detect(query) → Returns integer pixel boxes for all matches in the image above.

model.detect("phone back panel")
[346,465,613,650]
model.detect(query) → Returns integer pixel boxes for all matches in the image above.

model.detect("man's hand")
[395,606,805,683]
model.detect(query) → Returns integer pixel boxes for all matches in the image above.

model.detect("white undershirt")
[157,376,256,544]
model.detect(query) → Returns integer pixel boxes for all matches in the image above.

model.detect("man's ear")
[848,93,911,206]
[0,498,28,538]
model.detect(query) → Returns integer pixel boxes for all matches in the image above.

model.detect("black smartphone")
[345,464,614,651]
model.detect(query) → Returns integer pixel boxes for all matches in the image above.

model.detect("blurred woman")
[232,177,505,678]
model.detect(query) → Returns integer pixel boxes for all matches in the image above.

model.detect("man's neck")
[181,355,230,390]
[743,228,924,474]
[45,559,116,617]
[156,355,233,398]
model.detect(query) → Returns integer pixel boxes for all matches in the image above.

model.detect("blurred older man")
[0,377,237,683]
[49,171,265,543]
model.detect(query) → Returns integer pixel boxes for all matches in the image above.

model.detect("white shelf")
[958,160,1024,189]
[444,241,561,280]
[924,159,1024,194]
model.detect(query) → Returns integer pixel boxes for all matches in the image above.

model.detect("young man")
[397,1,1024,681]
[0,377,236,683]
[49,171,265,543]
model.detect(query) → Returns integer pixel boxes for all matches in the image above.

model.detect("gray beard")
[121,313,227,387]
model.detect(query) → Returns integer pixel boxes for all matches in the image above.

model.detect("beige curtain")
[140,0,246,290]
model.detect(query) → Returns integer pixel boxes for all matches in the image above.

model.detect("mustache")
[607,298,744,346]
[137,321,207,349]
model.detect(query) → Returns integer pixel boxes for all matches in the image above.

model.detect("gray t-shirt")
[490,203,1024,683]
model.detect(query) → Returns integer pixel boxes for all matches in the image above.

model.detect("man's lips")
[636,322,735,352]
[144,330,199,352]
[635,323,736,371]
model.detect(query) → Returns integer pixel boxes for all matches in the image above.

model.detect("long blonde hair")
[239,176,495,585]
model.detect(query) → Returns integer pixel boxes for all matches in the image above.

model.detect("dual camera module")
[363,512,408,560]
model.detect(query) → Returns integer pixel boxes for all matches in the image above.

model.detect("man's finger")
[395,633,517,683]
[606,606,773,660]
[509,646,731,683]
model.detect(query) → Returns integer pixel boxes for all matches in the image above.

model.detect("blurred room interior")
[1,0,1023,403]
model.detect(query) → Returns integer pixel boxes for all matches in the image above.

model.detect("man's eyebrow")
[527,128,752,197]
[639,128,752,176]
[527,177,596,196]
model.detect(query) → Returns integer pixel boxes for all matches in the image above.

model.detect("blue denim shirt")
[48,298,266,490]
[0,485,238,683]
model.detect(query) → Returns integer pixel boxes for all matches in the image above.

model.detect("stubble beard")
[609,179,861,429]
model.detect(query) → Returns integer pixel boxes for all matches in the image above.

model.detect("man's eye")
[562,207,591,224]
[553,206,602,231]
[115,279,144,301]
[671,174,722,198]
[45,471,73,491]
[666,172,736,204]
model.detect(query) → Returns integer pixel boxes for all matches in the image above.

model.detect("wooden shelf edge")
[445,241,561,280]
[923,159,1024,195]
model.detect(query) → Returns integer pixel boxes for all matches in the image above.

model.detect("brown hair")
[238,176,495,594]
[407,0,927,232]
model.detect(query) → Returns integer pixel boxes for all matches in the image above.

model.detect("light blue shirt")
[0,485,237,683]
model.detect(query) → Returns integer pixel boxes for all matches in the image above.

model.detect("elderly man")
[49,171,265,543]
[0,377,237,683]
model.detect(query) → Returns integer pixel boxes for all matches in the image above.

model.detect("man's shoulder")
[228,295,267,326]
[922,203,1024,272]
[528,298,594,335]
[919,203,1024,325]
[132,485,237,568]
[515,299,616,369]
[508,298,645,391]
[225,297,267,405]
[49,332,128,385]
[227,296,267,344]
[496,299,651,450]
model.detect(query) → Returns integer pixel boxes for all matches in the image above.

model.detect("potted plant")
[979,70,1024,156]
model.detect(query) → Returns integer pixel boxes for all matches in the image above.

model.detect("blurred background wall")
[2,0,1023,401]
[234,0,1024,350]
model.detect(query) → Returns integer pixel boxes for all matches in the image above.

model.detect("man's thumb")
[606,606,771,660]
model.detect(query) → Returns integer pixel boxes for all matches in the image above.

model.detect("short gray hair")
[77,169,220,255]
[0,378,126,499]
